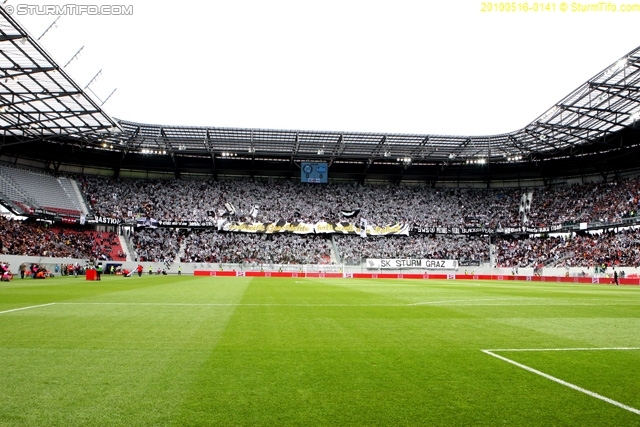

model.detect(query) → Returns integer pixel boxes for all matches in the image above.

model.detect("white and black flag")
[250,206,259,218]
[360,218,368,238]
[341,208,361,218]
[136,217,159,228]
[224,202,237,216]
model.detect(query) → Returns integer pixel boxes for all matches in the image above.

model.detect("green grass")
[1,275,639,426]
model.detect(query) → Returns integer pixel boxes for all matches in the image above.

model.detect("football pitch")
[1,275,639,426]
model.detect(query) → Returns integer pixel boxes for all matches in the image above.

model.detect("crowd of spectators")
[127,228,489,265]
[75,175,640,267]
[129,228,182,263]
[334,234,490,265]
[494,228,640,268]
[4,213,638,269]
[526,179,640,226]
[80,176,524,228]
[179,230,331,265]
[80,176,640,231]
[0,217,121,260]
[6,175,640,268]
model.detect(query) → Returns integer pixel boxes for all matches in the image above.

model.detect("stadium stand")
[129,228,182,263]
[81,175,640,229]
[494,228,640,269]
[0,217,125,261]
[4,171,640,269]
[0,165,88,217]
[81,176,524,228]
[333,234,489,265]
[0,168,39,214]
[45,175,636,266]
[179,230,332,265]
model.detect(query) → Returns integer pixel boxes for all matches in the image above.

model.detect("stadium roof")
[0,9,119,146]
[111,46,640,165]
[1,6,640,181]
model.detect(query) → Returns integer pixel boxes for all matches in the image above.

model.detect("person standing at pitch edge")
[613,269,619,286]
[178,266,181,275]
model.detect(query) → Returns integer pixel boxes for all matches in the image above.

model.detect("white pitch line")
[408,298,515,306]
[54,301,568,308]
[450,302,640,307]
[0,302,56,315]
[482,349,640,416]
[55,302,407,307]
[52,301,640,308]
[485,347,640,352]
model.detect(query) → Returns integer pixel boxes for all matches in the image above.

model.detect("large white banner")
[366,259,458,270]
[217,220,409,236]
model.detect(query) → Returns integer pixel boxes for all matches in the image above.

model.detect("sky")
[6,0,640,136]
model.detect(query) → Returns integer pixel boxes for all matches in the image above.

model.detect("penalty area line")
[0,302,56,315]
[482,349,640,416]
